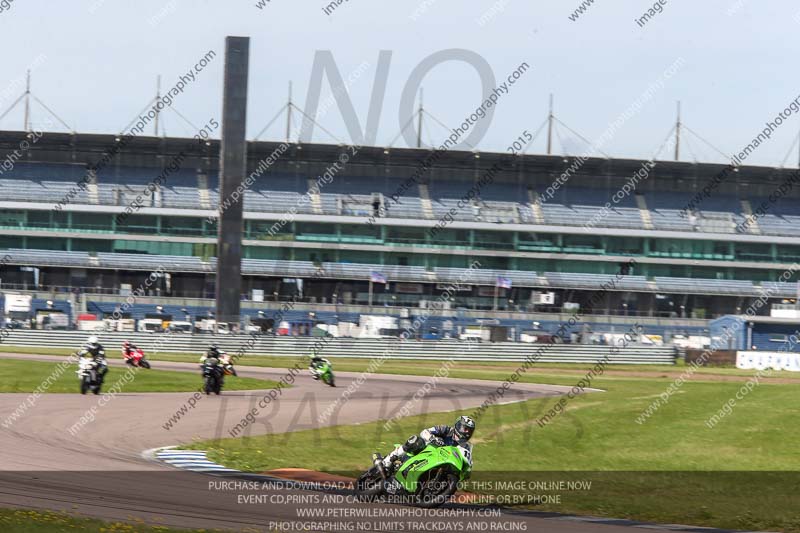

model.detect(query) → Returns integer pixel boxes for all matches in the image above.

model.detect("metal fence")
[0,330,677,364]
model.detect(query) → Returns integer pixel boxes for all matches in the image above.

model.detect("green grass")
[4,345,800,529]
[2,344,788,382]
[0,508,208,532]
[188,377,800,471]
[183,362,800,532]
[0,359,278,393]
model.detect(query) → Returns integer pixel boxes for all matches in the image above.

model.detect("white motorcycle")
[219,352,237,377]
[77,357,103,395]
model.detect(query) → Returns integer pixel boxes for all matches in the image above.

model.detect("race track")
[0,353,700,532]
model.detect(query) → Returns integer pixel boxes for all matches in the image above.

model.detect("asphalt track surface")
[0,353,694,532]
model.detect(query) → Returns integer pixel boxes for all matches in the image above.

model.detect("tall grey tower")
[215,36,250,329]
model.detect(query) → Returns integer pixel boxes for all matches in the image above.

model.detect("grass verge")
[2,344,794,383]
[0,358,279,393]
[184,364,800,532]
[0,508,204,532]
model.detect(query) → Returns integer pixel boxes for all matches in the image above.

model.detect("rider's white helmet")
[454,415,476,442]
[86,335,99,346]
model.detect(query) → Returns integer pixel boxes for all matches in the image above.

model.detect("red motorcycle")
[123,346,151,369]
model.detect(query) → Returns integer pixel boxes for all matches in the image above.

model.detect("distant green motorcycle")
[357,442,472,508]
[310,359,335,387]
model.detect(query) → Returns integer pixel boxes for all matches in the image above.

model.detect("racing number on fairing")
[461,447,473,466]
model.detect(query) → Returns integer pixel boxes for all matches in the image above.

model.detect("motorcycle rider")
[198,343,225,393]
[79,335,108,385]
[377,416,476,476]
[122,340,139,360]
[199,343,222,364]
[308,355,330,380]
[214,348,237,377]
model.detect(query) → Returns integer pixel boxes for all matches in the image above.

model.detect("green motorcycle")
[312,360,335,387]
[356,443,472,508]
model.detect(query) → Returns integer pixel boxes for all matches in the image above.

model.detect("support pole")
[286,81,292,142]
[674,101,681,161]
[546,94,554,155]
[416,88,424,148]
[215,36,250,332]
[23,71,30,132]
[154,75,161,136]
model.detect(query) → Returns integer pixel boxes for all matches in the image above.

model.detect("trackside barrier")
[0,331,677,364]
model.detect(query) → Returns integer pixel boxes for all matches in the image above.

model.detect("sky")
[1,0,799,168]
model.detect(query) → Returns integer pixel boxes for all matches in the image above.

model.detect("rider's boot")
[372,453,387,478]
[380,449,406,477]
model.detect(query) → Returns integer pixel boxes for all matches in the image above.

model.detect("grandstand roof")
[0,129,795,190]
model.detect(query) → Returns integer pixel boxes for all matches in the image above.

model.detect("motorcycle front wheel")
[355,467,385,501]
[80,377,90,395]
[140,360,151,369]
[415,469,458,508]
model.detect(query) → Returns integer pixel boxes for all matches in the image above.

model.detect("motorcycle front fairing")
[394,444,472,494]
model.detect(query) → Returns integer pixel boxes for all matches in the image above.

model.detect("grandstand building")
[0,129,798,338]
